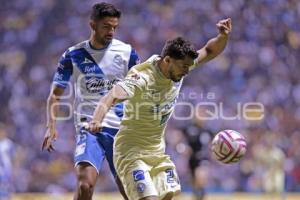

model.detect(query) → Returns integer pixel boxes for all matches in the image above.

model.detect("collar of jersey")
[88,40,111,51]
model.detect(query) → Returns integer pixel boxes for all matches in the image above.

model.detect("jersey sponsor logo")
[69,48,105,75]
[86,78,119,93]
[136,182,146,193]
[133,170,145,182]
[84,65,97,73]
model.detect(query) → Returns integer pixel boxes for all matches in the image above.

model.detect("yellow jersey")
[114,55,194,169]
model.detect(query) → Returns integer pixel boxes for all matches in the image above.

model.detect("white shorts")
[118,157,181,200]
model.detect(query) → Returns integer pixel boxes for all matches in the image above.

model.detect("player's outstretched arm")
[196,18,232,66]
[88,85,129,133]
[42,85,65,152]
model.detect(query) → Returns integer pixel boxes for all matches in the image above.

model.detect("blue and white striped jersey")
[52,39,139,129]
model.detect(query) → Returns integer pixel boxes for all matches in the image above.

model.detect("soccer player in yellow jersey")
[88,18,232,200]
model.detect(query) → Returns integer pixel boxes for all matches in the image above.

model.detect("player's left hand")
[87,120,102,133]
[42,124,57,152]
[216,18,232,35]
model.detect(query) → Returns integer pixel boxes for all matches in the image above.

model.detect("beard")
[96,36,112,47]
[169,71,182,82]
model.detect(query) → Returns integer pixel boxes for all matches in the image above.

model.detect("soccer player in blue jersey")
[42,3,139,200]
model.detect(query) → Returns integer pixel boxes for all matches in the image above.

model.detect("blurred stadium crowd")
[1,0,300,195]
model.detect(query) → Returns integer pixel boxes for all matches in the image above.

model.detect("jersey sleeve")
[52,50,73,88]
[128,48,140,70]
[116,70,146,98]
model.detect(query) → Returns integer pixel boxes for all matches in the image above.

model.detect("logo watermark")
[49,83,265,122]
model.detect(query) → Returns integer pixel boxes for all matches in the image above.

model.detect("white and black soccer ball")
[211,130,247,164]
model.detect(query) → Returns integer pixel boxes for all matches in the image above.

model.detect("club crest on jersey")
[133,170,145,182]
[136,182,146,193]
[113,55,126,68]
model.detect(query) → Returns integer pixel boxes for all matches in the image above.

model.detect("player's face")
[168,56,194,82]
[93,17,119,46]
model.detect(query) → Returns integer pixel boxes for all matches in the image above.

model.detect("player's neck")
[157,59,170,79]
[89,37,107,49]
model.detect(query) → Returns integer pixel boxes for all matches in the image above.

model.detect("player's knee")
[78,181,94,195]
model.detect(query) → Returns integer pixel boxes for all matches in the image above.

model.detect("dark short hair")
[161,37,198,60]
[90,2,121,21]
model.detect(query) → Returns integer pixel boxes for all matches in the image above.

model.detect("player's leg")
[98,127,129,200]
[74,162,98,200]
[152,169,180,200]
[189,157,208,200]
[74,128,105,200]
[161,193,174,200]
[152,157,181,200]
[118,159,159,200]
[192,165,209,200]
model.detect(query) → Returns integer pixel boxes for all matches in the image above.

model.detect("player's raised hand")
[216,18,232,35]
[87,120,102,133]
[42,124,58,152]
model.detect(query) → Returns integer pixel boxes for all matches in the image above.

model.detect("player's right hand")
[87,120,102,133]
[42,125,58,152]
[216,18,232,36]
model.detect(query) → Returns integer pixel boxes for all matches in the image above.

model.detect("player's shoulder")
[63,40,89,56]
[129,57,153,74]
[111,38,132,47]
[136,54,159,71]
[146,54,160,63]
[110,39,132,51]
[127,55,159,80]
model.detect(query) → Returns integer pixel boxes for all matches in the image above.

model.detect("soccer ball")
[211,130,247,164]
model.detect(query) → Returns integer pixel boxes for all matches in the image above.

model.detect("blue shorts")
[74,126,118,177]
